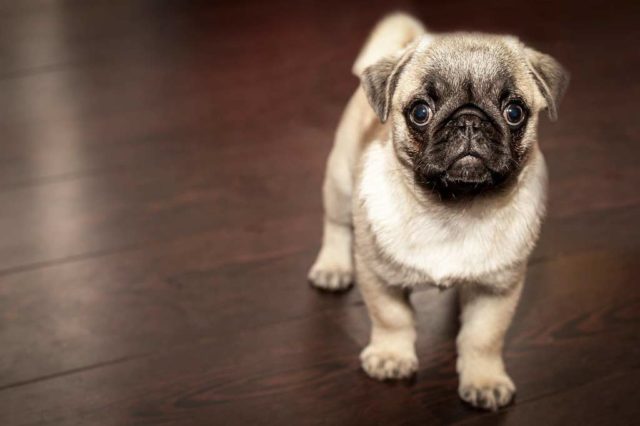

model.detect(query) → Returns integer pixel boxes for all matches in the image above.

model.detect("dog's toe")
[308,266,353,291]
[459,380,515,411]
[360,345,418,380]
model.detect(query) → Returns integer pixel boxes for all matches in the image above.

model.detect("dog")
[308,13,568,411]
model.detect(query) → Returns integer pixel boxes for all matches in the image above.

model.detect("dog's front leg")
[357,254,418,380]
[456,269,525,411]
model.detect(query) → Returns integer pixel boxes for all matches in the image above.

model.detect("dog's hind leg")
[308,89,375,291]
[308,13,424,291]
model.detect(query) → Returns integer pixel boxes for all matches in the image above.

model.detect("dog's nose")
[450,106,489,129]
[448,106,491,145]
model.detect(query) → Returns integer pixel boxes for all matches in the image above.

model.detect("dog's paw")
[459,375,515,411]
[360,345,418,380]
[308,262,353,292]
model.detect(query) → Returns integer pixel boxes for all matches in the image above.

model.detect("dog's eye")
[503,103,525,126]
[409,103,431,126]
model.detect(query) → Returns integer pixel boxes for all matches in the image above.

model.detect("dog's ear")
[524,48,570,121]
[361,48,414,123]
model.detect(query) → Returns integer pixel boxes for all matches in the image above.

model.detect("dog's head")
[361,34,569,200]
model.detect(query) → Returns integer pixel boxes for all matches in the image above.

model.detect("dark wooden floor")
[0,0,638,424]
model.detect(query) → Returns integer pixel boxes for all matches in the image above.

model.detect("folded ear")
[361,48,415,123]
[524,48,570,121]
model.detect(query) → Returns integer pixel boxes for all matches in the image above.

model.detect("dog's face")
[362,34,569,199]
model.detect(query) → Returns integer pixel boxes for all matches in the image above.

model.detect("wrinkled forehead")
[397,34,534,102]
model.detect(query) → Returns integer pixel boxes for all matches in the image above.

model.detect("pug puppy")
[308,13,568,411]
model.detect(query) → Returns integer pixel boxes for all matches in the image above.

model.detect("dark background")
[0,0,638,424]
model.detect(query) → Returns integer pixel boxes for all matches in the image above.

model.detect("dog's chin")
[417,155,508,200]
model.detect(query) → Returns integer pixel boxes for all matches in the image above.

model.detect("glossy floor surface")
[0,0,638,425]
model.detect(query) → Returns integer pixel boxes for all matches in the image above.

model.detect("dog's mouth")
[444,154,492,184]
[415,153,508,199]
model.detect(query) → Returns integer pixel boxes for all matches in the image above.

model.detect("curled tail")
[352,13,426,77]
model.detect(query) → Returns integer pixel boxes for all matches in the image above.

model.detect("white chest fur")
[358,141,547,283]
